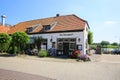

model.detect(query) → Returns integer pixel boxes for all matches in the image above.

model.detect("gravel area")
[0,54,120,80]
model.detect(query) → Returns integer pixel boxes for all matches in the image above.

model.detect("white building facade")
[29,24,89,55]
[8,14,90,55]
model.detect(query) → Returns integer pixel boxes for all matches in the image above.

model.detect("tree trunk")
[18,44,21,54]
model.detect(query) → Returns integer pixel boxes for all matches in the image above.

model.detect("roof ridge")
[15,14,76,25]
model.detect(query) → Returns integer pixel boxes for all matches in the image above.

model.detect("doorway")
[63,43,69,56]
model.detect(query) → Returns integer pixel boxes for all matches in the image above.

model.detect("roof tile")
[8,14,88,34]
[0,26,10,33]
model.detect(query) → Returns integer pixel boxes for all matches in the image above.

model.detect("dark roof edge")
[27,29,84,34]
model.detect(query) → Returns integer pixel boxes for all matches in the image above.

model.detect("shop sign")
[59,33,73,36]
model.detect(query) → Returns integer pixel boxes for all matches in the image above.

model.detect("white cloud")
[104,21,117,25]
[103,21,119,27]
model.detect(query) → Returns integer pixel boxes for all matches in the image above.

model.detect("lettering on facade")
[59,33,73,36]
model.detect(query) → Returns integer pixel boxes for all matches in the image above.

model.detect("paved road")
[0,54,120,80]
[0,69,54,80]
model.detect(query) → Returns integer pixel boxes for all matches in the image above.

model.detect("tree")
[0,33,11,53]
[33,37,45,51]
[111,42,118,46]
[100,41,110,48]
[12,32,30,54]
[88,31,93,45]
[34,37,42,51]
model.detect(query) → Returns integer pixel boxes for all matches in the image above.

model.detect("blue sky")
[0,0,120,43]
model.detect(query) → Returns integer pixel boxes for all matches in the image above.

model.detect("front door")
[63,43,69,56]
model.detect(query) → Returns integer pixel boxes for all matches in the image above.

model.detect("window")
[41,39,47,50]
[43,25,51,31]
[57,38,76,50]
[58,43,63,50]
[69,43,76,50]
[70,39,76,42]
[26,24,40,33]
[58,39,63,42]
[29,37,34,43]
[27,27,33,33]
[64,39,69,42]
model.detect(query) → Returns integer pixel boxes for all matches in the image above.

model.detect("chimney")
[56,14,60,17]
[1,15,6,26]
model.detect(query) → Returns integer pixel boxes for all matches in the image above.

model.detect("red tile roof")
[8,14,89,34]
[0,25,10,33]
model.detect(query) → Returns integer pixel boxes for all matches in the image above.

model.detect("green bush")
[0,43,10,52]
[38,50,48,57]
[7,46,18,54]
[0,33,11,53]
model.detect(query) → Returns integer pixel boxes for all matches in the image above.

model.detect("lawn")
[90,45,119,49]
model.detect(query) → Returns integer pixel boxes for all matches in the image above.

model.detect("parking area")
[0,54,120,80]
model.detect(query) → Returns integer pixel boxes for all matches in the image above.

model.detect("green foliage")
[106,45,118,48]
[111,42,118,46]
[101,41,110,47]
[34,37,42,51]
[90,45,97,49]
[7,46,18,54]
[38,50,48,57]
[91,44,118,49]
[12,32,29,45]
[1,43,10,51]
[88,31,93,44]
[0,33,11,52]
[12,32,30,54]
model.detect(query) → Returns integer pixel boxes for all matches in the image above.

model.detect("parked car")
[112,49,120,55]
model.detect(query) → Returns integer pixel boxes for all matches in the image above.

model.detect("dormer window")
[27,27,33,33]
[43,25,51,31]
[26,24,40,33]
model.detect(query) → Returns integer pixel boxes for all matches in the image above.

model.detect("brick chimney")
[56,14,60,17]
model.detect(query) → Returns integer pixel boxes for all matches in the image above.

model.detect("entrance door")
[63,43,69,56]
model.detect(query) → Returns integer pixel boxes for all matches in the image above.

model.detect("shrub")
[20,50,25,55]
[0,33,11,53]
[70,50,80,58]
[38,50,48,57]
[0,43,10,52]
[7,46,18,54]
[12,32,30,54]
[32,48,38,55]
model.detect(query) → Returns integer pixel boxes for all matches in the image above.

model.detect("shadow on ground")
[0,53,16,57]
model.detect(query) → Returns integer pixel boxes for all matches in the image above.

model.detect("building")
[0,25,10,33]
[8,14,90,55]
[0,15,10,33]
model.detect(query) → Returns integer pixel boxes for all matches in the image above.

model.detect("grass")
[90,45,119,49]
[106,45,118,48]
